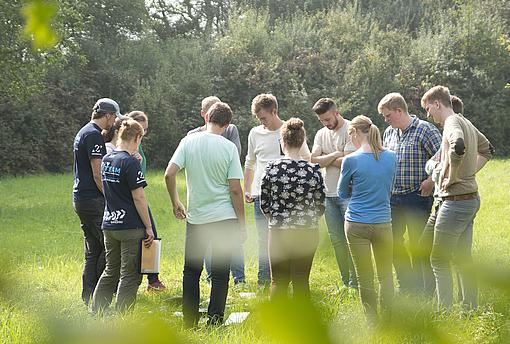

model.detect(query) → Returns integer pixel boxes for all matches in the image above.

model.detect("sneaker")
[147,279,167,292]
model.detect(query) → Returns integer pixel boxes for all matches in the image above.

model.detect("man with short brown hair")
[311,97,357,289]
[245,93,310,285]
[421,85,493,310]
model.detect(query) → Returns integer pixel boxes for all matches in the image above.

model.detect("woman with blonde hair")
[260,117,325,299]
[92,119,154,313]
[338,115,397,325]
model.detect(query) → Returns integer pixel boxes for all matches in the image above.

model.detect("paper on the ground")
[239,292,256,299]
[225,312,250,325]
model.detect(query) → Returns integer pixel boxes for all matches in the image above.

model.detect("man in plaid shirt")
[378,93,442,294]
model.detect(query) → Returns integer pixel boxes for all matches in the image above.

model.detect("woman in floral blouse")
[260,118,325,299]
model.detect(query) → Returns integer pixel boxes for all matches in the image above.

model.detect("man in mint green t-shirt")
[164,102,246,328]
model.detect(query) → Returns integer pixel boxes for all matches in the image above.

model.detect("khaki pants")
[345,221,393,322]
[92,228,144,313]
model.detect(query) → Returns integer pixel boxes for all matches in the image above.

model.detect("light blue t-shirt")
[338,149,397,224]
[170,132,244,225]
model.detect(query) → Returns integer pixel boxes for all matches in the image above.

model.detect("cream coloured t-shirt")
[312,120,355,197]
[245,125,310,196]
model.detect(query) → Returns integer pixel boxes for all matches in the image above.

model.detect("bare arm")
[229,179,247,242]
[243,168,255,202]
[330,150,354,168]
[90,158,103,193]
[131,187,154,247]
[311,150,343,167]
[164,163,187,219]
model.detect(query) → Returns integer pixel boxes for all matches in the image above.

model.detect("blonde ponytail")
[349,115,384,160]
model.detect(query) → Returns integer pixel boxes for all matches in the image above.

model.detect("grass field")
[1,160,510,343]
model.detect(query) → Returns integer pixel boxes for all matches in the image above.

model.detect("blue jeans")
[324,197,357,287]
[204,241,245,284]
[390,191,433,293]
[431,197,480,310]
[254,197,271,285]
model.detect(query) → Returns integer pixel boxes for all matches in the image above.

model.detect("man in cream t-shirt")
[311,98,357,289]
[244,93,310,285]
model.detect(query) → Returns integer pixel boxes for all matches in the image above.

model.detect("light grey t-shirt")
[187,124,241,157]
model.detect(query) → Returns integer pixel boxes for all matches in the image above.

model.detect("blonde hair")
[251,93,278,115]
[421,85,452,109]
[377,92,408,114]
[118,119,144,142]
[281,117,306,149]
[201,96,221,113]
[349,115,384,160]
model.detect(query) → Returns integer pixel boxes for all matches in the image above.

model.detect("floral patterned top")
[260,158,325,230]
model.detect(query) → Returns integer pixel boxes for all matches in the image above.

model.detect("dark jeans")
[254,198,271,285]
[390,191,433,293]
[182,219,237,328]
[147,206,159,284]
[268,228,319,300]
[73,197,106,304]
[92,228,144,313]
[324,197,357,287]
[204,240,245,284]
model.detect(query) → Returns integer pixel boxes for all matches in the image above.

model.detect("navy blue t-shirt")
[101,150,148,230]
[73,122,106,201]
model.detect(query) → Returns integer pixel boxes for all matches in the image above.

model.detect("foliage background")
[1,0,509,175]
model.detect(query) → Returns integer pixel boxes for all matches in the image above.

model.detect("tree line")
[1,0,509,175]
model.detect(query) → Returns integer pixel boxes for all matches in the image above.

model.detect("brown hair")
[207,102,233,127]
[421,85,452,109]
[102,118,123,143]
[348,115,384,160]
[281,117,306,149]
[201,96,221,113]
[251,93,278,115]
[118,119,144,142]
[312,98,337,115]
[377,92,408,114]
[126,111,148,123]
[451,95,464,114]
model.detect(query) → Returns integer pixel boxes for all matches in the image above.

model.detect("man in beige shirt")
[421,85,494,310]
[311,98,357,289]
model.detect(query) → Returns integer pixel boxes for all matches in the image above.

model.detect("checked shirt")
[383,115,441,195]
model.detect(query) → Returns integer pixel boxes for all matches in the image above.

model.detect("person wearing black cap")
[73,98,124,305]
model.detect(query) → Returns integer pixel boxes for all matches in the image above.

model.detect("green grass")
[1,160,510,343]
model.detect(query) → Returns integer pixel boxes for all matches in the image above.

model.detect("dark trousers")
[182,219,237,328]
[390,191,433,293]
[73,197,106,304]
[268,229,319,300]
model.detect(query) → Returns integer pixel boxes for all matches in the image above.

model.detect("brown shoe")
[147,279,167,292]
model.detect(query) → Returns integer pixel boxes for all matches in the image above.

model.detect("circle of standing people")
[71,85,494,327]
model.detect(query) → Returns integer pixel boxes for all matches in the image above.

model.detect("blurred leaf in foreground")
[21,0,58,49]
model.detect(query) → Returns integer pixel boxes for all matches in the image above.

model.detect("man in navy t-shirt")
[72,98,124,305]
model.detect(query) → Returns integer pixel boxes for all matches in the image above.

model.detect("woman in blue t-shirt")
[92,119,154,313]
[337,115,397,326]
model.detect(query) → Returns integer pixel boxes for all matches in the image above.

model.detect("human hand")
[144,228,154,248]
[419,178,434,196]
[244,192,254,203]
[173,201,187,219]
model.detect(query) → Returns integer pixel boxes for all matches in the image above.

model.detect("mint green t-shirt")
[170,132,244,225]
